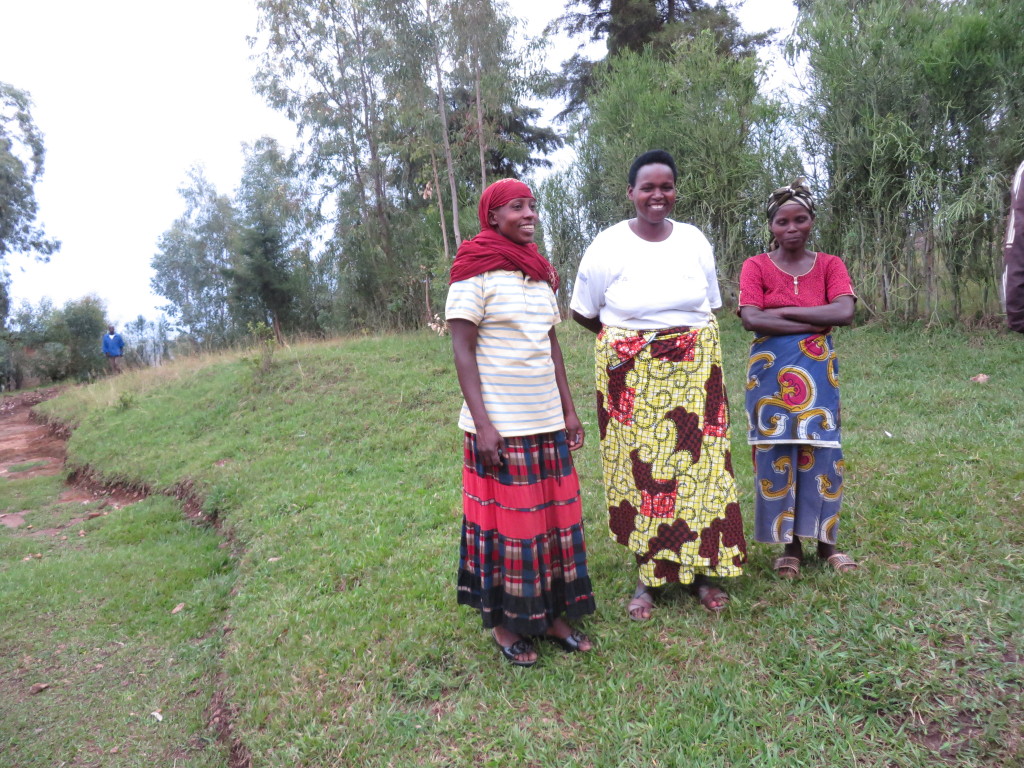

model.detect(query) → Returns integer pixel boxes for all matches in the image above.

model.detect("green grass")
[0,491,232,766]
[6,460,51,474]
[3,314,1021,767]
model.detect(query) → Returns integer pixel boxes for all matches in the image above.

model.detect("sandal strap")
[827,553,858,568]
[506,639,534,656]
[774,556,801,573]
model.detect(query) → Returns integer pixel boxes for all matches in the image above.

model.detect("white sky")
[0,0,797,327]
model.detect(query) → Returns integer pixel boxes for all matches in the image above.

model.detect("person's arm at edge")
[1006,163,1024,333]
[549,328,584,451]
[449,318,505,466]
[571,310,602,334]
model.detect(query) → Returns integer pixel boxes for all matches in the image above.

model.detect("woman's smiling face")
[488,197,538,244]
[628,163,676,226]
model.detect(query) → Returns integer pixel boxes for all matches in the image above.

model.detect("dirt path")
[0,390,144,534]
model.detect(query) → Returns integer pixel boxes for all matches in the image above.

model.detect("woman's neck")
[629,218,672,243]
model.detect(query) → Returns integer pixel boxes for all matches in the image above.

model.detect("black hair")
[628,149,678,186]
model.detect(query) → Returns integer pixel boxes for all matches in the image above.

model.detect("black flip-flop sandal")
[491,630,537,667]
[545,630,591,653]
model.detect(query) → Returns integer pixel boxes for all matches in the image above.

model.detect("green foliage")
[0,296,108,384]
[0,81,60,263]
[792,0,1024,320]
[548,0,771,117]
[245,320,276,375]
[228,138,307,340]
[55,296,108,380]
[251,0,560,330]
[150,168,241,347]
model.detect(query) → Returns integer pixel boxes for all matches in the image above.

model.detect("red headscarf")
[449,179,559,291]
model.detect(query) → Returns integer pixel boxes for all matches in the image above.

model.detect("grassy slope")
[5,315,1022,767]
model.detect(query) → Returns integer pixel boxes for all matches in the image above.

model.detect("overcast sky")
[0,0,797,327]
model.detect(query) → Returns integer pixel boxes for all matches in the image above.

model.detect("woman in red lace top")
[738,179,858,579]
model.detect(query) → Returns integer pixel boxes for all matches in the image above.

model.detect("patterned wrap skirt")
[745,333,845,544]
[457,430,596,635]
[594,316,747,588]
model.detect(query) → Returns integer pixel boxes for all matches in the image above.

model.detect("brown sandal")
[826,552,859,573]
[773,555,802,579]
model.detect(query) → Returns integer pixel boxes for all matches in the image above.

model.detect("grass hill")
[2,316,1022,767]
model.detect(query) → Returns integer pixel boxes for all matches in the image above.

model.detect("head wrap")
[475,178,533,229]
[766,177,815,222]
[450,179,559,292]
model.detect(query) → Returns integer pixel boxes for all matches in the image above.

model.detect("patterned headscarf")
[766,177,815,222]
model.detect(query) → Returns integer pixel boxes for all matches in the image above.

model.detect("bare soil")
[0,390,146,535]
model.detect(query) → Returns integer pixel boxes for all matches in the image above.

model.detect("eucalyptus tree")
[254,0,564,328]
[228,138,308,342]
[0,82,60,328]
[151,168,240,347]
[0,82,59,262]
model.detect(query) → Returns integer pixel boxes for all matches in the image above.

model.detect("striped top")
[445,270,564,437]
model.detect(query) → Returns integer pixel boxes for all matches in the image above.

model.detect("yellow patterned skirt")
[594,317,747,587]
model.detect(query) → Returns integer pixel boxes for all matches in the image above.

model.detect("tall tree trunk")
[271,311,284,346]
[425,0,462,244]
[430,148,451,260]
[475,60,487,190]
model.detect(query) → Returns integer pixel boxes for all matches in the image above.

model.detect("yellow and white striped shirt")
[446,270,564,437]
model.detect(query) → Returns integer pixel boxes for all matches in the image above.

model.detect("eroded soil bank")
[0,389,145,535]
[0,389,250,767]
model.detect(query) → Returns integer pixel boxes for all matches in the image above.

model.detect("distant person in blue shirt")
[102,325,125,373]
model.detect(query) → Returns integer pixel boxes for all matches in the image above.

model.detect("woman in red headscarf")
[446,178,596,667]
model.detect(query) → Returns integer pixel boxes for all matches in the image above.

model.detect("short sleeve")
[547,283,562,326]
[824,256,855,303]
[738,257,766,309]
[699,238,722,310]
[445,275,485,324]
[569,240,607,319]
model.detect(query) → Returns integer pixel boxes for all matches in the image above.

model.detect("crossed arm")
[739,295,855,336]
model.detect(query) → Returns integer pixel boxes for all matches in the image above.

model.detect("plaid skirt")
[457,430,596,635]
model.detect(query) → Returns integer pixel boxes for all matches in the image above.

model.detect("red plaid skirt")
[457,430,596,634]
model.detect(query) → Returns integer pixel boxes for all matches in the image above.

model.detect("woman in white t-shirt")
[571,150,747,621]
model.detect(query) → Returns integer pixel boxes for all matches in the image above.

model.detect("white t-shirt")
[570,219,721,329]
[445,270,565,437]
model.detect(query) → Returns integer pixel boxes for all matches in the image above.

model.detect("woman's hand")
[475,422,507,468]
[564,411,585,451]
